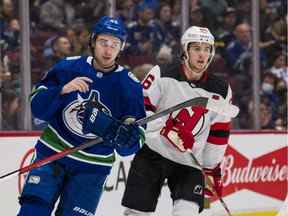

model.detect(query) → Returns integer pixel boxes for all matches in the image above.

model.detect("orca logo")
[63,90,111,138]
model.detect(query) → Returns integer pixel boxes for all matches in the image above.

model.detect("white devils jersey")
[142,65,234,170]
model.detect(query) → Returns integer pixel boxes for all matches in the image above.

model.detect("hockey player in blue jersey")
[18,16,146,216]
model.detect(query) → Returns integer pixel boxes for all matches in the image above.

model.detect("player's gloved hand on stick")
[160,115,195,152]
[204,164,223,197]
[82,95,120,141]
[115,117,142,147]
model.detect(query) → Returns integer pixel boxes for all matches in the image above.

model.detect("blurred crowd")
[0,0,287,130]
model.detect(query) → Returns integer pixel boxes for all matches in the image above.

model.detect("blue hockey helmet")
[90,16,127,50]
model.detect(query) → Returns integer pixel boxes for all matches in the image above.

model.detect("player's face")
[187,42,211,74]
[93,34,122,69]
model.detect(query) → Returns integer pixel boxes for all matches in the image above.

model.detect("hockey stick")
[188,150,233,216]
[0,97,210,180]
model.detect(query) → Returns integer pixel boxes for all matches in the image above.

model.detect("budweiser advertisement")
[206,132,288,216]
[0,131,287,216]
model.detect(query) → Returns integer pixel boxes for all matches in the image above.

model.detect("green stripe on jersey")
[40,126,115,166]
[139,126,146,148]
[29,86,47,102]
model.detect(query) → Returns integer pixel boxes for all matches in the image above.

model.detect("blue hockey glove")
[115,117,143,148]
[82,95,120,141]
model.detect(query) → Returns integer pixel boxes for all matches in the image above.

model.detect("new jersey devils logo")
[170,106,208,136]
[63,90,111,139]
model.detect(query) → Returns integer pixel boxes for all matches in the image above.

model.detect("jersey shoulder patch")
[128,72,140,83]
[65,56,82,61]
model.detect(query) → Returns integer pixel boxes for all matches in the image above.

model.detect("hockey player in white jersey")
[121,26,238,216]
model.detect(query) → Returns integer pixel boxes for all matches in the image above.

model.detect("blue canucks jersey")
[30,56,146,174]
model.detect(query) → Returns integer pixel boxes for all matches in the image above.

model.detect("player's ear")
[89,40,95,49]
[51,36,60,53]
[181,52,187,61]
[89,34,97,49]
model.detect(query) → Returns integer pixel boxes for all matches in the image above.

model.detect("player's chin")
[195,65,205,72]
[102,60,113,67]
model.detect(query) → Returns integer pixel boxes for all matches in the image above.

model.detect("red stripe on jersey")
[207,136,229,145]
[210,122,230,131]
[144,96,157,112]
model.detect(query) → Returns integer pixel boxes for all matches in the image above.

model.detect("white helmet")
[181,26,215,71]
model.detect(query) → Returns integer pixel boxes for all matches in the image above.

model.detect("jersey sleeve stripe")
[207,136,229,145]
[210,122,230,130]
[208,130,230,138]
[144,96,157,112]
[207,122,230,145]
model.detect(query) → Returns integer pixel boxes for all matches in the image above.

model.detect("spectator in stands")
[45,35,72,70]
[226,22,252,71]
[274,118,285,131]
[153,2,180,54]
[171,0,181,26]
[269,14,287,45]
[258,99,275,129]
[124,3,157,66]
[261,13,287,59]
[189,6,205,27]
[143,0,159,10]
[0,55,10,81]
[116,0,135,25]
[39,0,75,31]
[200,0,228,30]
[73,0,108,25]
[190,0,200,8]
[245,96,276,130]
[156,44,173,66]
[225,23,255,115]
[51,36,72,60]
[2,18,20,51]
[0,0,15,40]
[0,0,15,21]
[268,51,288,85]
[235,0,251,23]
[66,20,90,56]
[200,0,228,18]
[189,5,215,32]
[260,72,280,118]
[215,7,237,56]
[132,63,153,81]
[1,89,21,130]
[274,78,287,127]
[2,48,19,80]
[155,43,180,77]
[125,2,157,56]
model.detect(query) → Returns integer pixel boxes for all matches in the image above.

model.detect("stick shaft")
[188,151,233,216]
[0,97,208,179]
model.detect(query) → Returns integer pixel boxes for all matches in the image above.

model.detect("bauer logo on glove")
[89,108,98,123]
[82,94,120,141]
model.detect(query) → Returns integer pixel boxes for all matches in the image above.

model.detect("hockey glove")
[115,117,143,148]
[82,97,120,141]
[204,164,223,198]
[160,115,195,152]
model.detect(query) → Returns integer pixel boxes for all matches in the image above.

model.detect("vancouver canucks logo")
[63,90,111,139]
